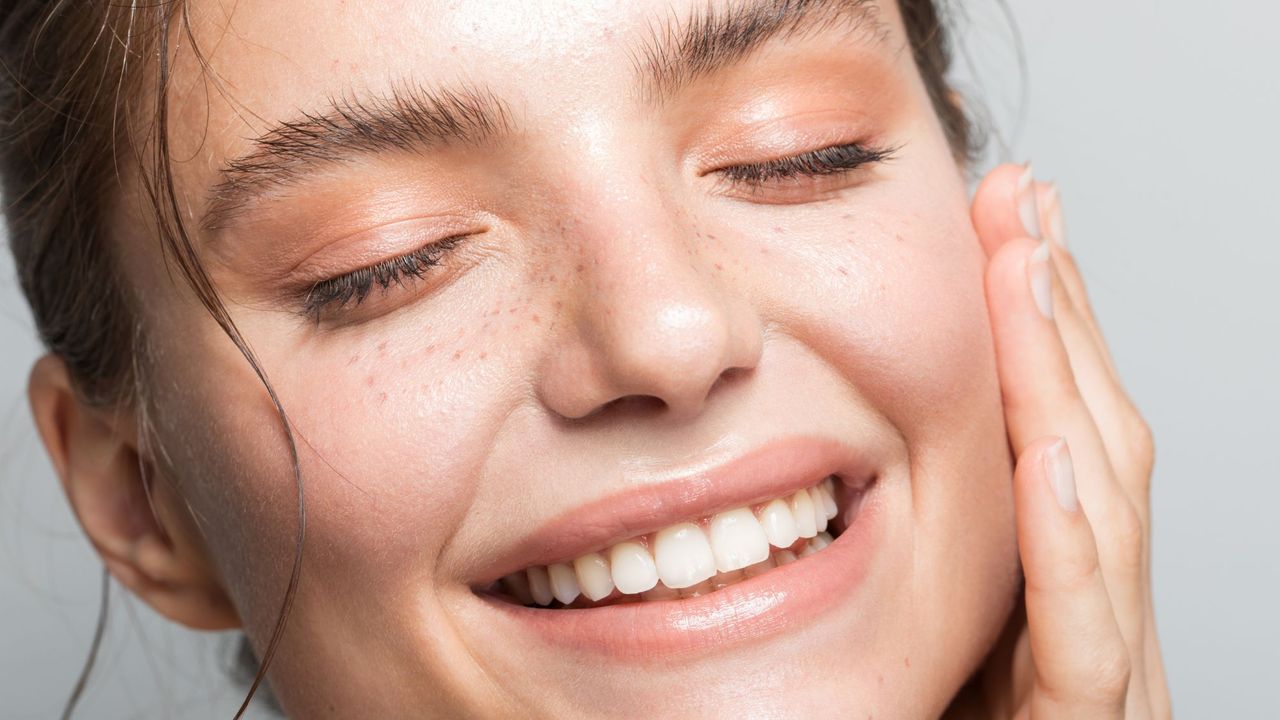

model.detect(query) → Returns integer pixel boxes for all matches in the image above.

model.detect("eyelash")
[301,235,464,321]
[717,141,897,186]
[300,142,895,320]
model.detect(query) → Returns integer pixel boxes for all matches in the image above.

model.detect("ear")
[28,354,240,630]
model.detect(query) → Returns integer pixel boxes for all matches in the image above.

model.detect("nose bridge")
[540,166,763,422]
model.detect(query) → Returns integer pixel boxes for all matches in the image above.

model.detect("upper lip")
[471,435,878,587]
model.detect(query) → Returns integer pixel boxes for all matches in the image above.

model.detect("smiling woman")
[0,1,1168,719]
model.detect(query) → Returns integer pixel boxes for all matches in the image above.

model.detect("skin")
[25,1,1168,717]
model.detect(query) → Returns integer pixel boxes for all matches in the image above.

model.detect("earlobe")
[27,354,241,631]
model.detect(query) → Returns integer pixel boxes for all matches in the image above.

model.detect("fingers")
[972,164,1119,381]
[1035,183,1120,380]
[977,165,1163,714]
[984,236,1133,540]
[974,164,1154,510]
[984,234,1150,691]
[1015,437,1130,718]
[971,162,1039,257]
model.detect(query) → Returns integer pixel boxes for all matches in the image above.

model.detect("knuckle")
[1115,401,1156,481]
[1107,502,1146,574]
[1046,636,1132,709]
[1128,414,1156,474]
[1039,537,1103,593]
[1091,643,1134,702]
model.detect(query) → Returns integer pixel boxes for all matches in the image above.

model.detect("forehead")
[172,0,903,132]
[161,0,909,217]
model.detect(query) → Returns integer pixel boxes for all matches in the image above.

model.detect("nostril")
[602,394,667,415]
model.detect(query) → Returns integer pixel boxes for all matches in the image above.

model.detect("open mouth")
[476,474,874,610]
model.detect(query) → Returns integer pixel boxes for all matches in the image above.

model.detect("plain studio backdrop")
[2,2,1277,718]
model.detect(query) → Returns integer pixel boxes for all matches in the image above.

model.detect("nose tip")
[540,291,764,423]
[608,302,757,421]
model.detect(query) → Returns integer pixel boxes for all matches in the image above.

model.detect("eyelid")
[288,213,480,278]
[718,142,895,181]
[295,232,473,323]
[707,141,899,202]
[688,111,877,170]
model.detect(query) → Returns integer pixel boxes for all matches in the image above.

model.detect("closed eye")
[299,235,467,322]
[715,142,898,197]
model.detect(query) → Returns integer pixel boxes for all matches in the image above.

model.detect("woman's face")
[113,0,1019,716]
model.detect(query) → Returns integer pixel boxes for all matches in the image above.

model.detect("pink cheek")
[774,216,992,421]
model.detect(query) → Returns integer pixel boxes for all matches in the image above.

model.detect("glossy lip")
[475,478,883,661]
[469,435,880,586]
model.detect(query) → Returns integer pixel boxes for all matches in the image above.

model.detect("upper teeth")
[498,477,841,607]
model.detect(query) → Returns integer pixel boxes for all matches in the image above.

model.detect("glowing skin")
[99,0,1019,716]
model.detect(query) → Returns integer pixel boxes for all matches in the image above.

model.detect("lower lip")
[475,483,884,662]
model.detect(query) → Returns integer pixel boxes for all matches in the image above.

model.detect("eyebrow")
[200,0,887,233]
[630,0,888,104]
[201,83,513,231]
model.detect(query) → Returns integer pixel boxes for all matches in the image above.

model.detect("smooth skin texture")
[24,1,1167,717]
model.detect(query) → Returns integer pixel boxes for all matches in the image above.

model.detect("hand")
[948,164,1171,719]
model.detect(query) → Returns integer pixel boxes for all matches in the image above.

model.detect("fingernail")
[1045,182,1067,247]
[1017,163,1041,239]
[1044,438,1078,512]
[1029,240,1054,319]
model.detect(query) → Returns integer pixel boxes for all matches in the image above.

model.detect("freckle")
[378,391,387,403]
[841,212,853,219]
[377,340,388,352]
[714,262,724,270]
[706,233,717,240]
[531,314,541,324]
[508,306,519,314]
[549,274,557,282]
[903,656,910,669]
[479,351,487,359]
[575,263,585,273]
[772,226,784,234]
[452,350,462,361]
[837,266,849,276]
[759,247,770,255]
[425,344,436,353]
[895,233,905,243]
[554,300,563,309]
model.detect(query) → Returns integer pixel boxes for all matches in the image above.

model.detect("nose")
[537,197,764,423]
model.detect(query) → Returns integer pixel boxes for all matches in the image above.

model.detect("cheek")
[136,274,536,635]
[744,195,999,446]
[738,183,1020,675]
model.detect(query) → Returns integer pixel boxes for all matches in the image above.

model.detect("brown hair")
[0,1,977,717]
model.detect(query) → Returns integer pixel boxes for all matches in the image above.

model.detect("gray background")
[2,1,1277,717]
